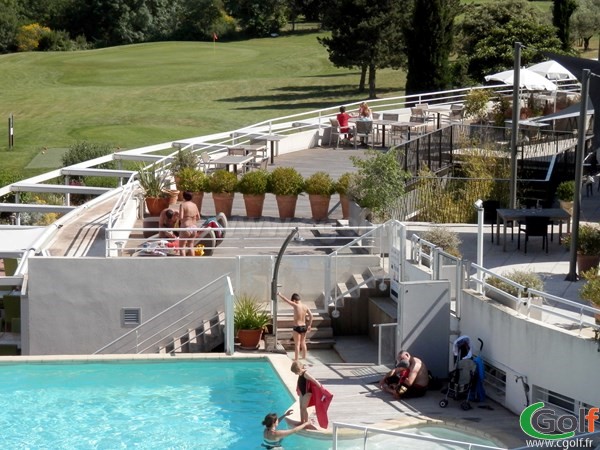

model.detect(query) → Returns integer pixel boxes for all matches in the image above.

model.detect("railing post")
[324,256,331,313]
[225,276,235,355]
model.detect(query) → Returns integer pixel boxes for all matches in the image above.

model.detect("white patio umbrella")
[484,68,558,91]
[528,60,576,81]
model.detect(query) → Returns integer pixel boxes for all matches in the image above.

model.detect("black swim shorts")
[293,325,308,334]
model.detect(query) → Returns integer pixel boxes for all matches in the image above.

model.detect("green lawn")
[0,34,406,179]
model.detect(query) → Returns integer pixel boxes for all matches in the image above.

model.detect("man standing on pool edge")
[277,292,313,361]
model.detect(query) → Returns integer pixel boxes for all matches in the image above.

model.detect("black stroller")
[439,336,485,410]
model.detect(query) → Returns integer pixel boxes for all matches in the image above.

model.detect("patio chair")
[517,216,550,254]
[228,147,246,156]
[199,151,217,173]
[354,120,374,149]
[328,118,343,148]
[441,105,465,125]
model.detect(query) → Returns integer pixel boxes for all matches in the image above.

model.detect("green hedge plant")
[305,171,335,196]
[268,167,304,196]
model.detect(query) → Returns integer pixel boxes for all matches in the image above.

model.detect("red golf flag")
[213,32,218,41]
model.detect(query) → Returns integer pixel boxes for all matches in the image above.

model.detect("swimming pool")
[0,359,300,449]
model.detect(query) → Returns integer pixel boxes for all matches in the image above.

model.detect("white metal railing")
[331,422,505,450]
[470,263,600,334]
[93,274,234,355]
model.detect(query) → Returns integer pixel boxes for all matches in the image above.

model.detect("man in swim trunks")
[277,292,313,361]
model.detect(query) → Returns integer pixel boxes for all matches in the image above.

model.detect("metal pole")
[509,42,522,209]
[566,69,591,281]
[475,200,484,293]
[271,227,299,348]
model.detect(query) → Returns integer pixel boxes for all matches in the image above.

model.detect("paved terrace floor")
[45,146,600,448]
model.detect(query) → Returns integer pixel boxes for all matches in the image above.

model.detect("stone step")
[277,326,334,341]
[279,337,336,350]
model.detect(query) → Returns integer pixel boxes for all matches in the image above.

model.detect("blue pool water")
[0,359,308,449]
[0,359,501,449]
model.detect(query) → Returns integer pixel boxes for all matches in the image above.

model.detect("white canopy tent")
[484,68,558,91]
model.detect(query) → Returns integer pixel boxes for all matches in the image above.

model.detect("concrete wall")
[25,254,378,355]
[459,289,600,413]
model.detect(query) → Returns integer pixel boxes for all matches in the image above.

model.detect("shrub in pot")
[579,269,600,323]
[556,180,575,214]
[171,149,199,199]
[336,172,353,219]
[420,227,462,258]
[305,171,335,221]
[208,170,238,218]
[177,167,207,212]
[237,170,270,219]
[268,167,304,219]
[234,294,271,349]
[486,269,544,318]
[486,269,544,297]
[563,224,600,274]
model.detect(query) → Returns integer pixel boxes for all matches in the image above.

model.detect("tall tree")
[571,0,600,51]
[224,0,288,37]
[553,0,578,51]
[403,0,461,96]
[457,0,564,83]
[319,0,404,99]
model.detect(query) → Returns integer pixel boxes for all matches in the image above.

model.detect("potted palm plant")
[305,171,335,221]
[234,294,271,350]
[237,170,270,219]
[137,165,170,216]
[208,170,238,218]
[335,172,353,220]
[268,167,304,219]
[563,224,600,275]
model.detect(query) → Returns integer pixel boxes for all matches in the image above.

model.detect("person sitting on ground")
[179,191,200,257]
[379,359,410,399]
[395,350,430,398]
[262,409,309,449]
[158,208,180,240]
[336,106,353,141]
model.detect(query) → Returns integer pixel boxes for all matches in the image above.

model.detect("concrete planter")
[486,289,542,320]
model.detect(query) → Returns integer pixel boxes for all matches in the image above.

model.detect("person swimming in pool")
[277,292,313,361]
[262,409,309,449]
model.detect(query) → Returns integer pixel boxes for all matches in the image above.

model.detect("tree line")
[1,0,599,98]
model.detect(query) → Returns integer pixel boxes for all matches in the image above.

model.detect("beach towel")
[306,381,333,429]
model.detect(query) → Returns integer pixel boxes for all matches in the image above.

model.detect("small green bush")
[556,180,575,201]
[421,227,462,257]
[487,269,544,297]
[563,224,600,255]
[208,170,237,193]
[335,172,353,195]
[580,269,600,307]
[268,167,304,196]
[237,170,270,195]
[177,167,207,192]
[305,171,335,196]
[170,149,199,175]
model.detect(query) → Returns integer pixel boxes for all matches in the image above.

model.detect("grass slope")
[0,34,406,177]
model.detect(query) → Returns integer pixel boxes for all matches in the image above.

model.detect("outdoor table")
[252,134,283,164]
[212,155,254,174]
[496,208,571,251]
[349,118,425,146]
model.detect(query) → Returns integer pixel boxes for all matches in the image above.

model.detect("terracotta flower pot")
[275,195,298,219]
[145,197,170,216]
[243,194,265,219]
[166,190,179,205]
[340,194,350,219]
[577,254,600,276]
[309,194,331,221]
[212,192,235,218]
[237,329,263,350]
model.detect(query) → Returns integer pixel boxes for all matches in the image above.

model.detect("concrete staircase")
[159,311,225,354]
